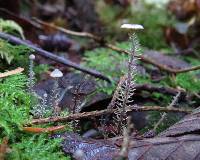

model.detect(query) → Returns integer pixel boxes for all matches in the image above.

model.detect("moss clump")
[175,73,200,93]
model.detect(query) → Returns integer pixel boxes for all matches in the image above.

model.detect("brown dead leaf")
[128,135,200,160]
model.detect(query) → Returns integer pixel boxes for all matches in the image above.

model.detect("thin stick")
[29,105,191,125]
[34,19,200,74]
[0,32,110,82]
[153,91,181,131]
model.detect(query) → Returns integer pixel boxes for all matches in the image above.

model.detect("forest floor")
[0,0,200,160]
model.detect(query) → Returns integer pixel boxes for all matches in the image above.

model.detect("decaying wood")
[34,18,200,74]
[29,106,191,125]
[0,67,24,78]
[0,32,110,82]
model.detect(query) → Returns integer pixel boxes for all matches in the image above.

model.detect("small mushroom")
[28,54,36,93]
[29,54,35,60]
[50,69,63,78]
[50,69,63,116]
[120,24,144,30]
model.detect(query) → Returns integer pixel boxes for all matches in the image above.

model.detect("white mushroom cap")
[43,93,48,98]
[29,54,35,60]
[50,69,63,78]
[121,24,144,30]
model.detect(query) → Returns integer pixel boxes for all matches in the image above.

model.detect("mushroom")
[29,54,35,60]
[50,69,63,116]
[50,69,63,78]
[120,24,144,30]
[28,54,36,93]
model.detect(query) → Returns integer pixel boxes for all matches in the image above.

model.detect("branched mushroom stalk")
[28,54,36,93]
[32,93,48,118]
[118,116,133,159]
[72,85,82,131]
[50,69,63,116]
[108,24,144,135]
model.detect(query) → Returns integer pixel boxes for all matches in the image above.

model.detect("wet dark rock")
[39,34,72,51]
[34,73,106,112]
[54,132,200,160]
[39,33,82,53]
[54,132,119,160]
[82,129,100,138]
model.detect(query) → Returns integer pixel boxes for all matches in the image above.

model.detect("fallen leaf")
[22,125,65,133]
[0,137,9,160]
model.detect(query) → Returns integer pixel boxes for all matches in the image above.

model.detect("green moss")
[184,57,200,66]
[0,39,33,65]
[0,74,31,138]
[8,134,69,160]
[175,73,200,93]
[0,73,70,159]
[0,18,25,39]
[82,47,128,80]
[82,45,150,95]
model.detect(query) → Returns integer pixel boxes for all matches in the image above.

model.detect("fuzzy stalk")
[28,55,35,93]
[51,78,61,116]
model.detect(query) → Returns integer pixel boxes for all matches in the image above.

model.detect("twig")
[0,67,24,78]
[33,18,102,42]
[153,91,181,131]
[143,91,182,138]
[135,84,184,96]
[29,105,191,125]
[0,32,110,82]
[34,19,200,74]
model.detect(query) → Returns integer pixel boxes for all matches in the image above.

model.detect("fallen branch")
[29,106,191,125]
[34,19,200,74]
[0,32,110,82]
[0,67,24,78]
[135,84,185,96]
